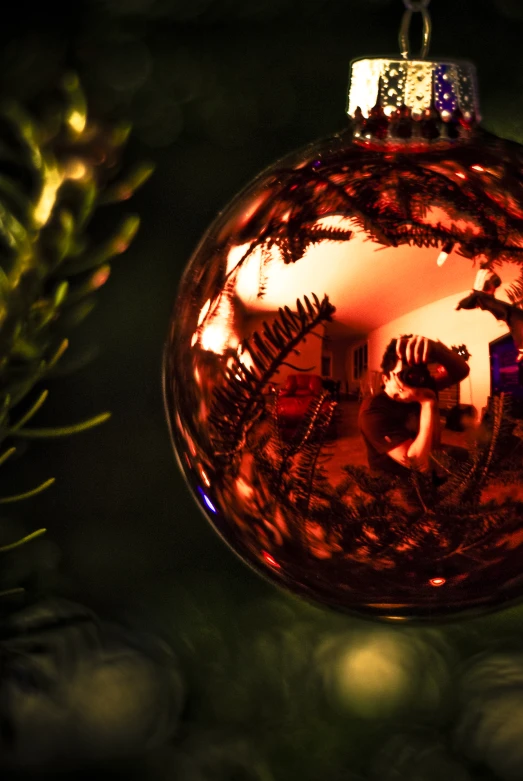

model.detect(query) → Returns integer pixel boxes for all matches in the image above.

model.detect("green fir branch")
[61,215,140,276]
[0,587,25,599]
[0,478,55,503]
[98,163,155,205]
[9,389,49,431]
[208,293,335,460]
[13,412,111,438]
[0,527,47,552]
[0,447,16,467]
[0,73,151,505]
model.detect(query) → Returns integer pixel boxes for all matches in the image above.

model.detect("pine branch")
[208,293,335,459]
[405,467,439,514]
[0,528,46,552]
[0,73,151,504]
[438,394,513,508]
[337,464,399,499]
[0,478,55,503]
[229,136,523,268]
[0,587,25,599]
[12,411,111,438]
[291,395,337,514]
[9,389,49,431]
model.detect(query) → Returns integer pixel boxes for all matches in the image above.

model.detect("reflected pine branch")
[208,293,336,462]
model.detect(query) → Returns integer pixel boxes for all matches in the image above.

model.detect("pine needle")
[0,447,16,467]
[0,587,25,598]
[0,394,10,427]
[47,338,69,369]
[0,478,55,503]
[63,215,140,275]
[13,411,111,438]
[0,527,46,552]
[10,389,49,431]
[98,163,155,204]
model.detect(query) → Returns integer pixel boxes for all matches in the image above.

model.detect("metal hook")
[399,0,432,60]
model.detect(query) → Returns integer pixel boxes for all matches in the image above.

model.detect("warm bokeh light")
[68,110,86,134]
[91,266,111,290]
[318,629,454,719]
[200,323,230,353]
[197,295,238,354]
[262,551,281,568]
[33,167,62,227]
[330,634,411,716]
[65,159,88,180]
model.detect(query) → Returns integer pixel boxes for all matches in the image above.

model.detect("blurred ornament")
[317,627,454,719]
[455,651,523,780]
[0,598,183,773]
[370,729,472,781]
[164,0,523,620]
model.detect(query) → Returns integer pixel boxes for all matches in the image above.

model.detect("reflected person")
[358,335,470,476]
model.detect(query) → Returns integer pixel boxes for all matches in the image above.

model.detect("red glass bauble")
[164,57,523,620]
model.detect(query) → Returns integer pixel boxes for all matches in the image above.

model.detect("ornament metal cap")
[346,57,480,143]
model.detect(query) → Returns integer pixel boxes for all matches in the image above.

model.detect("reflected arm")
[387,398,439,472]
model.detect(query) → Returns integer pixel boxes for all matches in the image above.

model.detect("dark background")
[3,1,523,779]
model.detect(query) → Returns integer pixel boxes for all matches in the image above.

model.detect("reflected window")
[322,355,332,377]
[353,343,368,381]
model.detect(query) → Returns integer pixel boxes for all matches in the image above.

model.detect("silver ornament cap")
[347,56,480,124]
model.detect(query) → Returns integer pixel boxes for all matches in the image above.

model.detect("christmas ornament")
[0,598,183,771]
[164,0,523,620]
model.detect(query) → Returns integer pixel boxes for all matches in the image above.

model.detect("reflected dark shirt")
[358,392,420,476]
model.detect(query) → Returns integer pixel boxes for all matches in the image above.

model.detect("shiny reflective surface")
[164,126,523,620]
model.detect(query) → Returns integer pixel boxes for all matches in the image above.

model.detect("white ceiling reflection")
[227,216,521,338]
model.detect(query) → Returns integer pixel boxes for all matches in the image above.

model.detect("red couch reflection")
[276,374,331,438]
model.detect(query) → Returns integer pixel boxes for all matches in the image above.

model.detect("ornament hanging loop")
[399,0,432,60]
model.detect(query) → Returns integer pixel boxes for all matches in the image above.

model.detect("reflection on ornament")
[164,6,523,620]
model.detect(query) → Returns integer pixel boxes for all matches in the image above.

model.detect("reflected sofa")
[276,374,333,438]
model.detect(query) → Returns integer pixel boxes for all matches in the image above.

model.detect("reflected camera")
[398,364,435,390]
